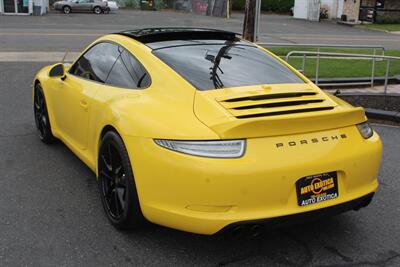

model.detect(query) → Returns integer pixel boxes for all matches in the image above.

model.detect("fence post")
[302,54,306,74]
[315,47,320,85]
[384,59,391,95]
[371,48,376,88]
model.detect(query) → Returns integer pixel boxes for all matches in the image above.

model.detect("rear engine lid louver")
[217,91,336,119]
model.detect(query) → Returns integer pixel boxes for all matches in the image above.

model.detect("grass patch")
[358,24,400,32]
[286,58,400,78]
[264,47,400,78]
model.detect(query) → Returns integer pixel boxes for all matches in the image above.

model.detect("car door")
[75,0,89,11]
[82,0,95,11]
[52,42,120,150]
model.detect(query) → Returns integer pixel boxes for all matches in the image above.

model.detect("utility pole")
[242,0,261,42]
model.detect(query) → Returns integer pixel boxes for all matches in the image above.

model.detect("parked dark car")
[53,0,110,14]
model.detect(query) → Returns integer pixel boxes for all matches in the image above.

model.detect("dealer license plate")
[296,172,339,206]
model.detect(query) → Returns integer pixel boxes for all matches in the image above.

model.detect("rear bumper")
[218,192,375,235]
[124,125,382,235]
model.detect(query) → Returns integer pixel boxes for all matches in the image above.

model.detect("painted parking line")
[260,33,400,41]
[0,52,80,62]
[1,32,399,42]
[0,32,101,37]
[277,37,400,42]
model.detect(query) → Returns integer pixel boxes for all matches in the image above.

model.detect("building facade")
[294,0,344,21]
[294,0,399,23]
[0,0,48,15]
[359,0,400,23]
[343,0,361,22]
[320,0,344,19]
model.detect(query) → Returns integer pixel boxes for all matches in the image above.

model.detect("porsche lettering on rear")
[276,134,348,148]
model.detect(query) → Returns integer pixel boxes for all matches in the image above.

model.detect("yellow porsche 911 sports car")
[33,28,382,235]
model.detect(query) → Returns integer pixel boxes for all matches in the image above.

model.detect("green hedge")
[232,0,294,12]
[376,13,400,24]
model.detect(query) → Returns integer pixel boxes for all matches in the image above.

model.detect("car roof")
[116,27,241,49]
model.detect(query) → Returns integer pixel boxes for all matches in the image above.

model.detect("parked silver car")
[54,0,110,14]
[103,0,119,11]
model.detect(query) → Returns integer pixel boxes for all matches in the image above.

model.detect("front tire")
[98,131,144,230]
[34,83,55,144]
[62,6,71,14]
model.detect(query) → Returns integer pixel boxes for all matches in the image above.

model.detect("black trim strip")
[232,99,325,110]
[236,107,334,119]
[223,92,317,102]
[217,192,375,234]
[117,28,238,44]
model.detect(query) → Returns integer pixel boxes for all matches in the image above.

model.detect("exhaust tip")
[231,226,244,237]
[249,225,263,237]
[354,195,374,211]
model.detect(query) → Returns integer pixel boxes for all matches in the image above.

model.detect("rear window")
[153,44,304,90]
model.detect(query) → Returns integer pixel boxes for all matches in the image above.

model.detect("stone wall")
[343,0,361,22]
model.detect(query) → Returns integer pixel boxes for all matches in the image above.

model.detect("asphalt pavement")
[1,61,400,266]
[1,10,400,266]
[1,10,400,52]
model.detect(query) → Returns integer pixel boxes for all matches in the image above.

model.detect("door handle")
[80,100,88,111]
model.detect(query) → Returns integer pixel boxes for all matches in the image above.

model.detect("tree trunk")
[243,0,257,42]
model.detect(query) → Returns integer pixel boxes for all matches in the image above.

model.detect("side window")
[69,42,120,83]
[105,47,151,89]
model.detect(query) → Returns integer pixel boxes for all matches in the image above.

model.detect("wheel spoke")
[35,91,41,106]
[104,185,112,201]
[107,143,114,171]
[39,93,44,107]
[34,110,41,122]
[116,187,125,211]
[101,155,112,172]
[113,188,120,217]
[100,170,113,181]
[41,114,47,127]
[114,165,122,176]
[37,113,44,136]
[99,140,129,220]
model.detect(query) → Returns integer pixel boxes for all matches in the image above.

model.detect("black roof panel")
[117,27,239,45]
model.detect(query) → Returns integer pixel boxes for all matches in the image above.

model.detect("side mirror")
[49,63,66,79]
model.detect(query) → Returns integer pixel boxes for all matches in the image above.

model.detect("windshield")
[153,42,304,90]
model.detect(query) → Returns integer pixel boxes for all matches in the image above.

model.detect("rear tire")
[98,131,144,230]
[93,6,102,14]
[63,6,71,14]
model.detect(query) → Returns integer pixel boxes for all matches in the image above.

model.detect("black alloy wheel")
[98,131,144,230]
[34,83,55,144]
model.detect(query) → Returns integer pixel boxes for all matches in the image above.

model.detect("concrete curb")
[353,25,400,34]
[365,108,400,122]
[312,76,400,85]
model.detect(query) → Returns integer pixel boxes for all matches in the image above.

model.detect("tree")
[242,0,257,41]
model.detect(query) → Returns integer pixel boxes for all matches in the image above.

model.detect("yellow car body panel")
[124,128,381,234]
[33,31,383,235]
